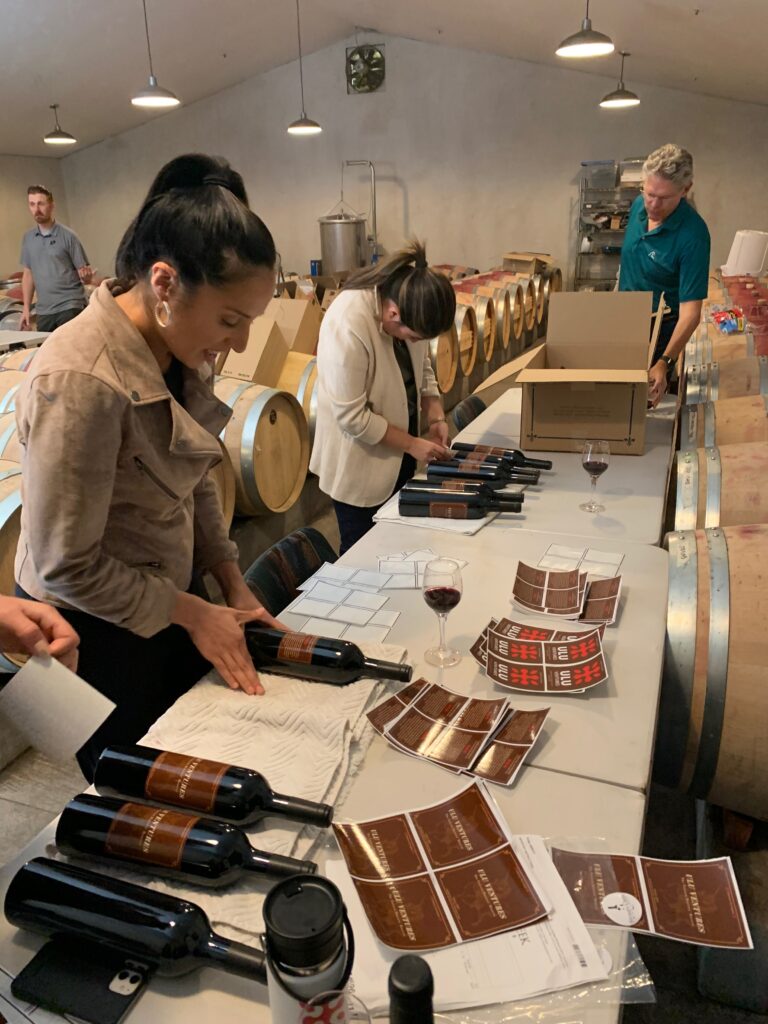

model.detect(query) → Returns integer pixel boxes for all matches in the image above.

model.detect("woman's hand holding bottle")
[407,436,452,464]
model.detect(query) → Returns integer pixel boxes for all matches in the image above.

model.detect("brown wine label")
[461,451,487,465]
[277,632,318,664]
[105,802,198,868]
[440,480,467,491]
[145,751,229,811]
[429,501,467,519]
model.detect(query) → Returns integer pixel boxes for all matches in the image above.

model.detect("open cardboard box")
[216,318,288,384]
[501,251,554,275]
[509,291,659,455]
[265,297,322,355]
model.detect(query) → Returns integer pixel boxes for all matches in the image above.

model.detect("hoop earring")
[155,301,172,328]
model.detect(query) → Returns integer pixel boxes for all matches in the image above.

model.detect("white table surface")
[0,330,48,351]
[0,762,646,1024]
[454,388,677,546]
[284,524,668,795]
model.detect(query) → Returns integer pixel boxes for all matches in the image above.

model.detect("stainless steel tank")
[318,213,369,275]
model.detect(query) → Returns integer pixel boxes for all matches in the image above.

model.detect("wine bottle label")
[277,632,319,665]
[145,751,229,812]
[440,480,466,491]
[461,451,487,465]
[429,501,467,519]
[105,802,198,869]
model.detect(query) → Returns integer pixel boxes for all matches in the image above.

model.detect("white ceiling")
[2,0,767,158]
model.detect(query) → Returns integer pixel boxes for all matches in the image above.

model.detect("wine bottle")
[427,461,538,486]
[452,442,553,470]
[389,955,434,1023]
[448,453,540,481]
[403,478,525,505]
[399,492,521,514]
[398,500,501,520]
[94,744,334,827]
[55,794,317,887]
[4,857,267,983]
[245,627,412,684]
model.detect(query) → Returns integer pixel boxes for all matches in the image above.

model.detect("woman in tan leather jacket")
[15,153,280,779]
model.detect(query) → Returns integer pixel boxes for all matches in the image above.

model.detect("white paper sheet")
[326,834,607,1013]
[0,656,115,761]
[302,617,347,639]
[374,494,497,534]
[327,605,374,626]
[344,591,387,611]
[343,624,391,645]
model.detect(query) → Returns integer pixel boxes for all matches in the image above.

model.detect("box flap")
[546,292,652,370]
[518,368,648,384]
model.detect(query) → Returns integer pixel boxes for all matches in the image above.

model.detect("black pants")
[36,306,85,332]
[16,585,210,782]
[333,454,416,555]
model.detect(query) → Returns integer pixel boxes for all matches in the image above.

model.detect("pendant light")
[556,0,614,58]
[287,0,322,135]
[131,0,180,108]
[43,104,77,145]
[600,51,641,108]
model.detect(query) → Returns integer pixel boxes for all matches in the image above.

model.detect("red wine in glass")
[422,559,463,668]
[581,440,610,513]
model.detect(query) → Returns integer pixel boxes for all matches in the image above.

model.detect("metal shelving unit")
[574,175,641,292]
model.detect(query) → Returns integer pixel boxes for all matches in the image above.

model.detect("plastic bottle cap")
[263,876,344,970]
[388,954,434,1000]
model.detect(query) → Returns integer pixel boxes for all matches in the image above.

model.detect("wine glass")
[422,558,463,668]
[580,440,610,513]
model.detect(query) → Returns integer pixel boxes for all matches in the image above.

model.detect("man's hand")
[78,265,94,284]
[648,361,669,408]
[0,596,79,672]
[19,308,32,331]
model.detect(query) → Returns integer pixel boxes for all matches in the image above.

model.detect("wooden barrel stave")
[275,352,319,445]
[680,395,768,451]
[674,442,768,530]
[658,525,768,820]
[454,303,478,380]
[685,355,768,405]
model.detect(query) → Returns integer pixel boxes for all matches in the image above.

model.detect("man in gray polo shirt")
[20,185,93,333]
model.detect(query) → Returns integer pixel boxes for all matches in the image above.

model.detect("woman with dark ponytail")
[310,241,456,553]
[15,153,281,780]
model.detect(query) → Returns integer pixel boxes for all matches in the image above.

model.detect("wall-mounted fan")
[346,44,385,94]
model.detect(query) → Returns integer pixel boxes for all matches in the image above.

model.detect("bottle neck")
[204,933,267,985]
[363,657,412,682]
[267,792,333,827]
[247,847,316,878]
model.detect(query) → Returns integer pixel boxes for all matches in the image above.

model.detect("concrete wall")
[0,157,69,277]
[57,35,768,281]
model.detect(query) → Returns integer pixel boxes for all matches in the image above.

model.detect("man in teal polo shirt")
[619,144,710,406]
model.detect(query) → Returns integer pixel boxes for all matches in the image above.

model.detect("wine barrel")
[0,311,25,332]
[685,355,768,405]
[0,348,37,370]
[0,298,21,317]
[213,378,309,516]
[0,370,27,414]
[469,285,511,354]
[680,395,768,451]
[454,302,478,381]
[685,328,756,367]
[657,525,768,820]
[0,413,21,462]
[471,297,496,389]
[0,461,23,597]
[673,443,768,531]
[429,324,459,396]
[208,441,236,529]
[509,283,525,354]
[275,352,318,445]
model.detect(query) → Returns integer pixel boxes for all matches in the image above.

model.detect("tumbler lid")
[263,875,344,969]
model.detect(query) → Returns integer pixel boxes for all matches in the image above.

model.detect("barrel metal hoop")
[708,362,719,402]
[688,529,730,800]
[686,366,704,405]
[0,422,16,457]
[0,385,20,414]
[704,448,721,528]
[0,488,22,524]
[0,467,22,482]
[704,334,713,364]
[295,358,316,410]
[703,403,716,448]
[674,452,698,531]
[297,358,318,446]
[241,388,279,511]
[657,531,699,787]
[759,355,768,396]
[217,380,253,440]
[679,407,695,452]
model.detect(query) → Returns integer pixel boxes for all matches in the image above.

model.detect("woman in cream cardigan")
[310,242,456,554]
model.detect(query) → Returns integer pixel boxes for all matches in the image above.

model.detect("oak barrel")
[685,328,756,367]
[208,441,236,528]
[657,525,768,820]
[429,324,460,396]
[673,443,768,530]
[213,378,309,516]
[0,413,21,462]
[680,395,768,451]
[0,348,37,370]
[685,355,768,405]
[0,370,27,414]
[275,352,318,445]
[0,460,23,596]
[454,302,478,380]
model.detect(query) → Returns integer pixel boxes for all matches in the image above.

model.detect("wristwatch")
[660,355,675,375]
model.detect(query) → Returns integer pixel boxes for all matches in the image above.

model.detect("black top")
[392,339,419,437]
[164,357,185,407]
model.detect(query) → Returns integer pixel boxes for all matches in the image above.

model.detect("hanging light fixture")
[43,104,77,145]
[600,51,641,108]
[556,0,614,58]
[131,0,180,108]
[287,0,322,135]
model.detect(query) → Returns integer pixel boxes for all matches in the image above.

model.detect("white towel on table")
[47,643,407,948]
[373,493,497,534]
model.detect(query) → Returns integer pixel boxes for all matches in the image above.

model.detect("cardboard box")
[512,291,658,455]
[265,297,322,355]
[501,251,554,275]
[216,318,288,384]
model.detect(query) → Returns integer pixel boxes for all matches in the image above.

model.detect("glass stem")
[438,613,447,653]
[591,476,597,497]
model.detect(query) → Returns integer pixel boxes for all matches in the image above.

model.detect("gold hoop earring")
[155,300,172,328]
